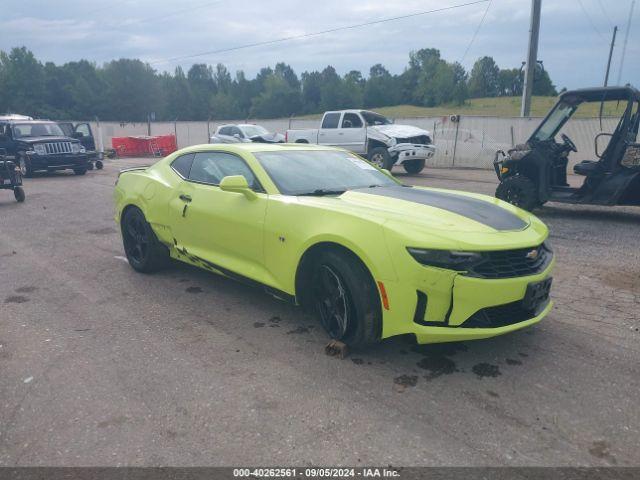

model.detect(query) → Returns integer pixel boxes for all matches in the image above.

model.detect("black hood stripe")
[354,186,527,231]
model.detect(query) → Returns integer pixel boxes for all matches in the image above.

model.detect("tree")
[363,64,399,108]
[0,47,46,116]
[250,73,301,118]
[101,59,161,121]
[468,56,501,98]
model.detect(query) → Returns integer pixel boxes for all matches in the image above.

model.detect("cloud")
[0,0,637,89]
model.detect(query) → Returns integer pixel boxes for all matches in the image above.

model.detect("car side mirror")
[233,133,241,139]
[219,175,257,199]
[595,133,613,159]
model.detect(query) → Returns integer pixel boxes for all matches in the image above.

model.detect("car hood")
[17,136,77,144]
[295,185,546,249]
[369,124,430,138]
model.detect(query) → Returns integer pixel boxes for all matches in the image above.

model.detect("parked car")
[210,124,285,144]
[286,110,435,174]
[114,143,554,348]
[0,118,89,176]
[58,121,103,169]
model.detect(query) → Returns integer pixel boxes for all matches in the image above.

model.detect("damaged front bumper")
[390,143,436,164]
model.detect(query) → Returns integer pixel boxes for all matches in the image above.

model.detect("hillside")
[298,96,627,119]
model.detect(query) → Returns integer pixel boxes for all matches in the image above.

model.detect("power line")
[150,0,490,65]
[596,0,614,28]
[129,0,224,26]
[576,0,606,41]
[460,0,492,63]
[616,0,636,85]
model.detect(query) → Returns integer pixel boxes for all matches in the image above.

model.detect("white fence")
[89,115,621,170]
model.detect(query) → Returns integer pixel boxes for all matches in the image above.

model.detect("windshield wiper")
[298,189,346,197]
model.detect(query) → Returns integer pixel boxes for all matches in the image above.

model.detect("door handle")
[179,194,192,202]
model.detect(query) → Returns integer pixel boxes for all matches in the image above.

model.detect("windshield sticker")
[348,156,377,171]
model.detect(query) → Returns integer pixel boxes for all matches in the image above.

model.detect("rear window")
[171,153,194,178]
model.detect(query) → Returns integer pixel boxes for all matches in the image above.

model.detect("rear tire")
[310,249,382,348]
[14,187,25,203]
[19,154,33,178]
[495,175,538,211]
[96,160,104,170]
[368,147,395,170]
[403,159,426,174]
[121,207,169,273]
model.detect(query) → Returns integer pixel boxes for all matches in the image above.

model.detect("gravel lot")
[0,158,638,466]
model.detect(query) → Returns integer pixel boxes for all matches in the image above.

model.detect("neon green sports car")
[114,143,554,347]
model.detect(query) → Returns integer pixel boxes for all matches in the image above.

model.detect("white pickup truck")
[286,110,435,173]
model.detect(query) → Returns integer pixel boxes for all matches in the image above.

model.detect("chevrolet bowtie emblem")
[526,249,539,260]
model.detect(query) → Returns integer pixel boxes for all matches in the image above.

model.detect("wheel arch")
[367,138,388,155]
[294,240,380,309]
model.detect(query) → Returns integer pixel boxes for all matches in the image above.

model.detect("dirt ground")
[0,158,638,466]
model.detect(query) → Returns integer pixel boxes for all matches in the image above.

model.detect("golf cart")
[0,149,25,202]
[494,86,640,210]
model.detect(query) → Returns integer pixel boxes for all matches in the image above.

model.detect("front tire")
[121,207,169,273]
[495,175,538,211]
[311,249,382,348]
[14,187,25,203]
[368,147,395,170]
[403,159,426,174]
[96,160,104,170]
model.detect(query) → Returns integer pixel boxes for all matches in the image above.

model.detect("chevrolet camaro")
[114,144,554,347]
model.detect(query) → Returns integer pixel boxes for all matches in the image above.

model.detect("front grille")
[395,135,431,145]
[43,142,73,155]
[467,244,552,279]
[462,299,545,328]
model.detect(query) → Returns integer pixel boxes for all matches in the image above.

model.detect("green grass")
[297,97,627,119]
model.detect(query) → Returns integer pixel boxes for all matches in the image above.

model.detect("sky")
[1,0,637,90]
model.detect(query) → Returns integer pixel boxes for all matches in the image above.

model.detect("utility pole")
[600,26,618,119]
[604,26,618,87]
[616,0,636,85]
[520,0,542,117]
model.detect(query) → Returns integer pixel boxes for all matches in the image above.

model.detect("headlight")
[407,248,483,271]
[388,137,397,146]
[71,143,81,154]
[33,144,46,155]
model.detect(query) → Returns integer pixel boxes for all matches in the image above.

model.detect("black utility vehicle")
[0,118,90,177]
[494,86,640,210]
[0,149,25,202]
[58,121,103,170]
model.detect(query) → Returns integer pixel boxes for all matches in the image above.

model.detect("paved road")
[1,159,638,466]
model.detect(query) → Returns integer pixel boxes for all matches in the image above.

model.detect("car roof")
[180,143,339,154]
[561,86,640,102]
[3,119,56,124]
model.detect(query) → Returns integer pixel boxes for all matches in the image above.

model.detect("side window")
[219,127,231,136]
[321,113,341,129]
[170,153,195,178]
[189,152,259,189]
[76,123,91,137]
[342,113,363,128]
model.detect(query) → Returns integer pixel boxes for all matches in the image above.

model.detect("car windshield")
[241,125,269,137]
[13,122,65,138]
[254,150,399,195]
[361,111,393,126]
[531,101,577,142]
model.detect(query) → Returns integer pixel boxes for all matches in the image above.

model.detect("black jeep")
[0,118,90,177]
